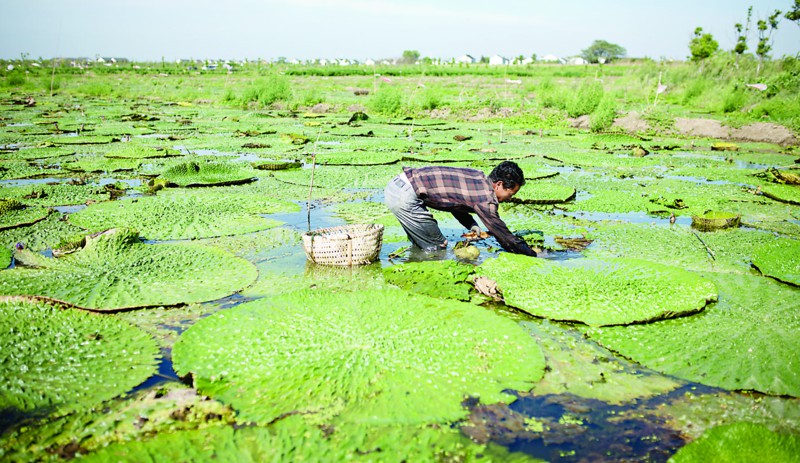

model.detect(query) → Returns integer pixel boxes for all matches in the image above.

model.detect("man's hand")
[462,225,490,241]
[470,225,482,235]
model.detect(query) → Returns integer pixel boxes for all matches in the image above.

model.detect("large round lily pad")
[669,422,800,463]
[157,160,257,187]
[0,200,48,230]
[752,238,800,286]
[0,297,159,416]
[477,254,717,326]
[0,228,258,311]
[69,189,297,240]
[173,288,545,425]
[586,273,800,397]
[383,260,475,301]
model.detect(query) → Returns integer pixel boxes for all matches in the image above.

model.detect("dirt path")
[611,112,798,146]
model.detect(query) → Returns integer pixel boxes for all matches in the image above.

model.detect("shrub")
[721,86,747,113]
[566,79,604,117]
[241,75,292,107]
[590,94,617,132]
[419,88,444,111]
[5,72,26,87]
[370,87,404,116]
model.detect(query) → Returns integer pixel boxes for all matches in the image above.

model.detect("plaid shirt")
[403,166,535,256]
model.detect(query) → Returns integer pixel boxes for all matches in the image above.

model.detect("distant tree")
[515,54,525,64]
[479,56,489,64]
[530,53,537,62]
[733,7,752,66]
[689,27,719,63]
[400,50,420,64]
[756,10,781,73]
[786,0,800,26]
[580,40,626,63]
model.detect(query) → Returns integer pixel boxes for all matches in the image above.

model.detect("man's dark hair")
[488,161,525,190]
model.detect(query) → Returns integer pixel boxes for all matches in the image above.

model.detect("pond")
[0,74,799,462]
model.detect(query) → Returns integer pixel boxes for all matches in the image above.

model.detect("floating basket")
[691,211,741,232]
[302,224,384,266]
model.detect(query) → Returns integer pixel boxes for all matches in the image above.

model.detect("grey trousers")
[384,172,447,251]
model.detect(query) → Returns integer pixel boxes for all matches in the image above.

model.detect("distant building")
[521,57,535,65]
[565,56,588,65]
[364,58,375,66]
[489,55,509,66]
[540,54,562,63]
[456,54,476,64]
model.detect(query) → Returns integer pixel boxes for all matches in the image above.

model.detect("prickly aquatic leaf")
[0,297,159,416]
[668,422,800,463]
[0,182,111,207]
[521,321,681,404]
[63,155,142,173]
[383,260,475,301]
[78,417,331,462]
[0,211,86,252]
[314,150,403,165]
[0,246,10,268]
[0,228,258,310]
[752,238,800,286]
[0,160,61,180]
[586,273,800,397]
[157,160,257,187]
[512,180,576,204]
[477,254,717,326]
[242,260,390,298]
[585,223,778,274]
[0,204,48,230]
[0,146,75,160]
[173,288,545,425]
[69,189,296,240]
[761,183,800,205]
[0,382,234,462]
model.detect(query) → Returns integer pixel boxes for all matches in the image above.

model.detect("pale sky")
[1,0,798,62]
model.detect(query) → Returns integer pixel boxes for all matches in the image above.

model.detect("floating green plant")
[0,211,86,252]
[0,228,258,311]
[691,211,741,231]
[157,160,257,187]
[0,182,111,207]
[0,200,48,230]
[0,246,10,268]
[752,238,800,286]
[521,321,681,404]
[172,288,545,426]
[63,155,142,173]
[511,180,576,204]
[383,260,475,301]
[0,383,234,462]
[1,146,75,160]
[477,254,717,326]
[586,272,800,397]
[668,422,800,463]
[69,189,296,240]
[0,297,159,416]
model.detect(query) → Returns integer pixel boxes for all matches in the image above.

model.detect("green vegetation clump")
[0,228,258,310]
[240,74,293,107]
[173,288,545,426]
[669,422,800,463]
[370,87,405,116]
[0,297,159,416]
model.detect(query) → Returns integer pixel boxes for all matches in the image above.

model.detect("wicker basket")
[302,224,384,266]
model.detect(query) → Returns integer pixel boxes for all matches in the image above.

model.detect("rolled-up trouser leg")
[384,173,447,251]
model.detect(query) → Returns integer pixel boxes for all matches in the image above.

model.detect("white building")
[540,54,562,63]
[565,56,588,65]
[456,54,476,64]
[489,55,509,66]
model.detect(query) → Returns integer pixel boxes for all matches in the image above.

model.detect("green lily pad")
[0,228,258,311]
[383,260,475,301]
[103,144,181,159]
[0,200,49,230]
[173,288,545,425]
[752,238,800,286]
[314,151,403,166]
[512,180,576,204]
[0,382,234,462]
[521,321,681,404]
[0,246,10,268]
[0,182,111,207]
[669,422,800,463]
[586,273,800,397]
[0,146,75,160]
[63,156,142,173]
[157,160,257,187]
[0,211,86,252]
[77,418,325,463]
[69,189,296,240]
[762,184,800,205]
[0,297,159,416]
[477,254,717,326]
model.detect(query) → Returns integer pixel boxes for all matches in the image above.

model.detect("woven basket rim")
[302,223,384,240]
